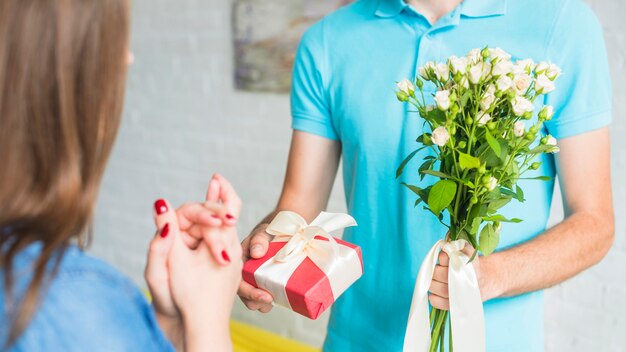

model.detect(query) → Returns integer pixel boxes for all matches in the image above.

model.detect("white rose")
[511,96,534,116]
[513,74,532,94]
[488,47,511,61]
[535,74,555,94]
[434,90,451,111]
[469,64,483,84]
[480,91,496,110]
[540,105,554,120]
[513,121,525,137]
[513,59,535,75]
[425,105,435,112]
[492,59,514,77]
[546,135,560,153]
[486,84,496,95]
[431,126,450,147]
[477,111,492,126]
[546,63,561,80]
[486,176,498,191]
[467,48,482,64]
[481,62,492,80]
[418,66,427,80]
[435,63,450,82]
[458,76,469,89]
[396,79,415,95]
[496,75,513,92]
[420,61,436,80]
[535,61,549,74]
[448,55,468,75]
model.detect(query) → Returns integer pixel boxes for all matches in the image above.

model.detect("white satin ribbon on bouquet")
[253,211,360,309]
[403,239,485,352]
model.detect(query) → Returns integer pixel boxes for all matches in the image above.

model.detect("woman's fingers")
[176,202,231,231]
[207,173,242,219]
[146,198,180,317]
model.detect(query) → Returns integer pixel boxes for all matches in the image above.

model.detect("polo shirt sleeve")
[290,22,339,140]
[543,0,612,140]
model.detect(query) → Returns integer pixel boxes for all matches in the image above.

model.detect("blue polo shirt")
[290,0,612,351]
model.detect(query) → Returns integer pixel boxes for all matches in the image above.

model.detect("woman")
[0,1,241,351]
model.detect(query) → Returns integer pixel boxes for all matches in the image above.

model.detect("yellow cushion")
[231,321,319,352]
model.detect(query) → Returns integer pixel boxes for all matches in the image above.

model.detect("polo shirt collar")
[374,0,507,18]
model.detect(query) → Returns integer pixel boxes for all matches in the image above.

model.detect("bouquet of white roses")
[396,47,560,352]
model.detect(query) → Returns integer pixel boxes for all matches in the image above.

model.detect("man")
[238,0,614,350]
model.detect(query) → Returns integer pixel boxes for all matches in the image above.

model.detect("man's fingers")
[433,265,448,283]
[248,231,273,259]
[238,280,273,304]
[438,251,449,267]
[429,280,449,298]
[429,293,450,311]
[241,298,274,312]
[258,305,274,313]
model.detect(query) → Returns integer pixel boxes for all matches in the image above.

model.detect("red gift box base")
[242,237,362,320]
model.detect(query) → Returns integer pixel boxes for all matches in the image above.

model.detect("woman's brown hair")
[0,0,130,345]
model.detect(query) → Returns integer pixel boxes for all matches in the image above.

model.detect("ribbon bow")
[403,239,485,352]
[266,211,358,263]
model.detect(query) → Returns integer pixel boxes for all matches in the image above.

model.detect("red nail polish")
[225,214,235,220]
[221,250,231,262]
[154,199,168,215]
[160,223,170,238]
[211,214,220,219]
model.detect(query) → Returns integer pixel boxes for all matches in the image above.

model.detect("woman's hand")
[145,198,242,351]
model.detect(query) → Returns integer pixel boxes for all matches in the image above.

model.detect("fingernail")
[160,223,170,238]
[261,295,273,303]
[221,250,231,263]
[225,213,236,220]
[154,199,168,215]
[251,244,262,254]
[211,214,220,219]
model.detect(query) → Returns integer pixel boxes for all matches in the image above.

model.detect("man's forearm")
[482,210,614,300]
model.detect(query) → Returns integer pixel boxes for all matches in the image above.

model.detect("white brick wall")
[91,0,626,350]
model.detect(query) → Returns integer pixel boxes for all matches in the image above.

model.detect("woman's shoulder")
[3,244,173,352]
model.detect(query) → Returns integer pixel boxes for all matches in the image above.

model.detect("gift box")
[242,211,363,320]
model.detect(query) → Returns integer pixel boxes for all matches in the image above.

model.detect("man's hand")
[428,244,490,310]
[237,223,275,313]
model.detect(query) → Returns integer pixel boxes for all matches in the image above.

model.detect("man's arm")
[480,127,614,300]
[429,127,614,309]
[237,130,341,312]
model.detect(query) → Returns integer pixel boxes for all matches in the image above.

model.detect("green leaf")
[500,187,517,198]
[479,224,500,256]
[420,169,453,179]
[487,197,512,213]
[519,175,552,181]
[459,152,481,170]
[396,149,421,179]
[461,91,471,107]
[484,129,501,156]
[402,183,430,208]
[418,160,435,181]
[428,180,457,215]
[469,217,482,235]
[515,185,525,202]
[482,215,523,223]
